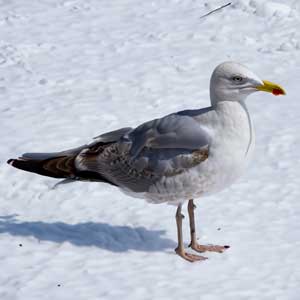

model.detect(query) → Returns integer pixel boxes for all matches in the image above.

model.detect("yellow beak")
[256,80,286,96]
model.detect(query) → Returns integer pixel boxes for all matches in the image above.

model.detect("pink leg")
[174,203,207,262]
[188,199,230,253]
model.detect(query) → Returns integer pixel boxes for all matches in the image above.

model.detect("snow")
[1,0,300,299]
[253,1,292,18]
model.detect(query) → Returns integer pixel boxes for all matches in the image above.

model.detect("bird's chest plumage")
[205,101,255,191]
[144,101,255,204]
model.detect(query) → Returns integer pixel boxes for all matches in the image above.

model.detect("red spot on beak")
[272,88,284,96]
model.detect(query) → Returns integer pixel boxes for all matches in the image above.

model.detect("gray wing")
[124,111,212,158]
[75,108,213,192]
[93,127,132,143]
[21,127,133,160]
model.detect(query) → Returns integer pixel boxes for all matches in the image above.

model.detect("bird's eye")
[232,76,243,82]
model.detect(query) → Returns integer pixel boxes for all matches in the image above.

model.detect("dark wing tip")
[7,159,15,166]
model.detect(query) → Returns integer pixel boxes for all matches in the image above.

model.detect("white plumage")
[144,100,255,204]
[8,61,286,262]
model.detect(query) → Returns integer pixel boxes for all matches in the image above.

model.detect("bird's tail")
[7,145,118,186]
[7,153,76,179]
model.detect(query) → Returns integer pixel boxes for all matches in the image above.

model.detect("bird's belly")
[140,131,254,205]
[126,102,255,205]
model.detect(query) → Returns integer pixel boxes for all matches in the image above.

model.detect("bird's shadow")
[0,215,176,252]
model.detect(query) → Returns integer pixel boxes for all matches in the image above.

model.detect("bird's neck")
[210,88,248,107]
[213,100,254,156]
[213,99,250,122]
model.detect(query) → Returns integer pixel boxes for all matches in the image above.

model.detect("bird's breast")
[136,101,255,204]
[206,101,255,189]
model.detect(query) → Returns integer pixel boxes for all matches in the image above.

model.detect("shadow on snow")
[0,215,176,252]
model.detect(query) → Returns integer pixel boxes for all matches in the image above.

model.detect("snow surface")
[1,0,300,299]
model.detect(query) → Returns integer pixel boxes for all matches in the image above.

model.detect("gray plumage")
[75,109,211,192]
[8,108,211,193]
[7,61,286,262]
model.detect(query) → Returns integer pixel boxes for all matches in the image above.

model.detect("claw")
[175,248,208,262]
[190,243,230,253]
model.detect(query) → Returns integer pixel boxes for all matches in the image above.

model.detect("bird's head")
[209,61,286,105]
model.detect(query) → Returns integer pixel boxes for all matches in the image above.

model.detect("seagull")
[7,62,286,262]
